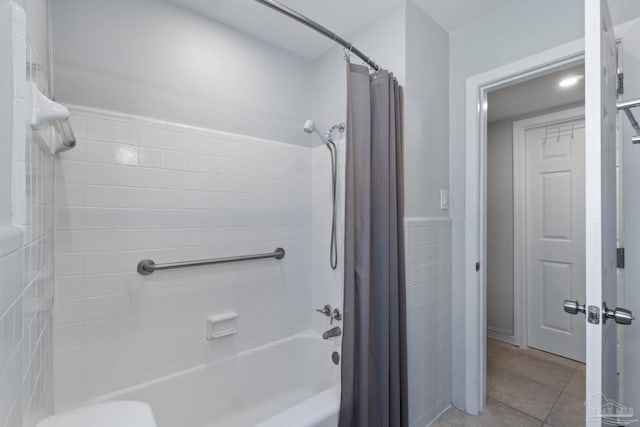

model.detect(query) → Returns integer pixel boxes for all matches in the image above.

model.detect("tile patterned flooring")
[432,339,585,427]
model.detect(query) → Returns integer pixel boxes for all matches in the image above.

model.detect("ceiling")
[487,64,585,123]
[610,0,640,26]
[167,0,640,61]
[167,0,520,59]
[167,0,400,59]
[411,0,515,32]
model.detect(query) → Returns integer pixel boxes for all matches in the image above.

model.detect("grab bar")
[137,247,285,275]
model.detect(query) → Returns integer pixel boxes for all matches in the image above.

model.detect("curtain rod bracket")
[343,45,353,62]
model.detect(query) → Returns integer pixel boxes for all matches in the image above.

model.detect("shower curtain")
[339,63,407,427]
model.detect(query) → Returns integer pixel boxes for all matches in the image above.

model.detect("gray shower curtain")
[339,63,407,427]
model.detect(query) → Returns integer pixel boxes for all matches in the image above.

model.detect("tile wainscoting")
[52,105,313,410]
[405,217,452,427]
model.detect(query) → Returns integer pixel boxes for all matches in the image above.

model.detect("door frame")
[512,106,586,351]
[463,39,585,414]
[464,19,639,416]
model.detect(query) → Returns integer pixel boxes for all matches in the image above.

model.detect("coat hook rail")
[137,247,285,275]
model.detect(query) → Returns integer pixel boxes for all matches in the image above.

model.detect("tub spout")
[322,326,342,340]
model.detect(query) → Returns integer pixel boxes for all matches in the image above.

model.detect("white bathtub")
[92,332,340,427]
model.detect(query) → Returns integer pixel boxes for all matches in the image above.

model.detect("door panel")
[541,261,572,332]
[585,0,618,424]
[541,171,571,239]
[526,121,586,362]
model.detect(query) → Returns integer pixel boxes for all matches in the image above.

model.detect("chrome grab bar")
[137,247,285,275]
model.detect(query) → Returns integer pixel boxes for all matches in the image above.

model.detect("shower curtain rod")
[253,0,382,71]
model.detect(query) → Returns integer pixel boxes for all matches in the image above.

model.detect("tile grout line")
[486,365,552,424]
[487,344,577,425]
[561,363,587,400]
[560,364,579,393]
[542,389,563,427]
[490,363,572,396]
[540,363,582,426]
[492,397,549,425]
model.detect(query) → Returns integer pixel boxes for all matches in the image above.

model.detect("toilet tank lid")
[37,401,157,427]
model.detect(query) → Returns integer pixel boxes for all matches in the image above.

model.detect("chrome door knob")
[603,302,635,325]
[564,300,586,315]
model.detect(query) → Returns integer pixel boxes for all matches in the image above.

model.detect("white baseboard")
[487,328,516,346]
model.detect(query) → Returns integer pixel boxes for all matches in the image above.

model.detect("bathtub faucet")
[322,326,342,340]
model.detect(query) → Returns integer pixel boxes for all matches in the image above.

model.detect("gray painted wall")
[51,0,313,146]
[311,1,406,146]
[486,119,514,338]
[313,0,450,219]
[449,0,584,219]
[405,0,449,218]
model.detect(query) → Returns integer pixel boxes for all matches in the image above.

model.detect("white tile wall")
[307,140,346,385]
[0,4,55,427]
[450,218,465,408]
[53,106,313,410]
[405,217,452,427]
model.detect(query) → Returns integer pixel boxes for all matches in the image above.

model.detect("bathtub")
[92,332,340,427]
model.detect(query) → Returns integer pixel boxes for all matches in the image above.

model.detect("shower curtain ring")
[343,45,353,62]
[366,56,378,73]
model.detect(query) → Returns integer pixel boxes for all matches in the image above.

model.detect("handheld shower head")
[303,119,330,145]
[303,119,342,270]
[303,119,315,134]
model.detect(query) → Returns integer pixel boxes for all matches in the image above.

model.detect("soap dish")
[206,311,238,340]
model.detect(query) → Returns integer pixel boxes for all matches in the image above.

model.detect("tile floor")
[432,338,585,427]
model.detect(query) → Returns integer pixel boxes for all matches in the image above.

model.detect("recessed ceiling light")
[558,75,583,88]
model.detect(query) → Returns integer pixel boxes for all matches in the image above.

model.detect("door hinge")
[618,72,625,95]
[475,262,480,272]
[617,247,625,269]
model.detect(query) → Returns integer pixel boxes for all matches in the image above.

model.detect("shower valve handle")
[331,308,342,325]
[316,304,332,317]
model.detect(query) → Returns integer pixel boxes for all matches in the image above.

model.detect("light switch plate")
[440,189,449,210]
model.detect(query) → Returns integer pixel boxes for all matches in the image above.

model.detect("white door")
[584,1,620,425]
[525,114,586,362]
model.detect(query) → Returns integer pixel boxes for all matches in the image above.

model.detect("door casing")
[462,17,634,418]
[463,39,584,414]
